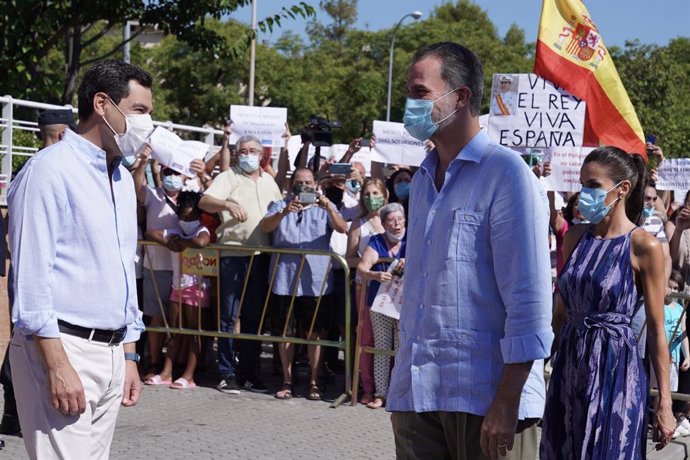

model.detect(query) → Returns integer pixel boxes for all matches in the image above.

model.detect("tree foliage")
[0,0,314,104]
[2,0,687,155]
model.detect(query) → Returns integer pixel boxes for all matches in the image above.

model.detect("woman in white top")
[346,178,387,404]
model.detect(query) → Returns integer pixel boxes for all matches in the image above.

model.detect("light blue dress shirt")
[386,130,554,418]
[8,130,144,342]
[266,197,336,297]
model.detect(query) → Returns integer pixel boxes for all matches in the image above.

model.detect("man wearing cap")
[491,75,516,116]
[7,60,147,459]
[37,109,77,147]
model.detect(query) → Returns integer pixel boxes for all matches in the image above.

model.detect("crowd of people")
[1,42,689,460]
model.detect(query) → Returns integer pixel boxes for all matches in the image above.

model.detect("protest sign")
[538,146,594,192]
[148,126,209,178]
[371,120,427,166]
[487,74,586,148]
[370,269,404,321]
[656,159,690,192]
[229,105,287,147]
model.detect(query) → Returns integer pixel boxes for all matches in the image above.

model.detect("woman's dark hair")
[176,190,202,216]
[582,146,647,223]
[386,168,413,203]
[563,192,580,225]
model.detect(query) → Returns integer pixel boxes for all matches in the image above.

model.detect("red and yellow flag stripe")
[534,0,646,158]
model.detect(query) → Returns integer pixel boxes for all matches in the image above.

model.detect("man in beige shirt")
[199,135,282,394]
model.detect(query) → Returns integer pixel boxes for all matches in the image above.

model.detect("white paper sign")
[229,105,287,147]
[656,159,690,191]
[370,277,404,320]
[538,146,595,192]
[148,127,209,178]
[372,120,427,166]
[487,74,586,148]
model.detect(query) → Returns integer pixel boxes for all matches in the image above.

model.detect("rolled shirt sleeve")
[8,158,64,338]
[489,155,554,363]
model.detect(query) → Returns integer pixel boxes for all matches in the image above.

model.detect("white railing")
[0,95,224,206]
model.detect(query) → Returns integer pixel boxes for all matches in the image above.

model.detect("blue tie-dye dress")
[540,228,647,459]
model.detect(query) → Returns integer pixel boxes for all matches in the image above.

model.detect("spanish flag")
[534,0,646,158]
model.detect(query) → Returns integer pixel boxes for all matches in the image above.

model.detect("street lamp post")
[386,11,422,121]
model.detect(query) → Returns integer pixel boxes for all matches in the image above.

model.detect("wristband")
[124,352,141,363]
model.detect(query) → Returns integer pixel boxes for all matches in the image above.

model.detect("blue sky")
[233,0,689,47]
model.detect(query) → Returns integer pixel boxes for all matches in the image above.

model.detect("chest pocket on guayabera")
[448,210,488,262]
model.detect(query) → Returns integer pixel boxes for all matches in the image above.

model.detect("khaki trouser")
[10,332,125,460]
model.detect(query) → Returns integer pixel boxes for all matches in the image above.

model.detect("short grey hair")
[235,135,262,151]
[380,202,405,223]
[411,42,484,116]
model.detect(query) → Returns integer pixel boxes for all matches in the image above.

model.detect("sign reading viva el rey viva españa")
[486,73,586,148]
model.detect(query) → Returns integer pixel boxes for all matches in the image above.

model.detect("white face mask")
[102,98,153,157]
[178,220,200,236]
[386,229,405,243]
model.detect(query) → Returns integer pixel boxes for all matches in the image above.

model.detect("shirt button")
[465,215,472,221]
[426,239,432,245]
[416,336,421,341]
[423,272,428,277]
[431,209,437,215]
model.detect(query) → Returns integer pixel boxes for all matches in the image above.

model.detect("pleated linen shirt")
[8,130,144,342]
[386,129,554,418]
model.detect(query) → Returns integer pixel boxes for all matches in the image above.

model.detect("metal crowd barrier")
[139,241,353,408]
[649,291,690,403]
[351,257,398,406]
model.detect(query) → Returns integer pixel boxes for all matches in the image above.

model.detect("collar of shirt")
[420,129,489,181]
[62,129,111,174]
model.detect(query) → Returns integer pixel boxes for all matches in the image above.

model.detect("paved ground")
[0,359,396,460]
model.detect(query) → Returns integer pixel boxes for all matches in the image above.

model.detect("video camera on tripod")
[300,114,342,147]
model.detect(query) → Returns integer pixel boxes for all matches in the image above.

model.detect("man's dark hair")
[411,42,484,116]
[77,59,152,121]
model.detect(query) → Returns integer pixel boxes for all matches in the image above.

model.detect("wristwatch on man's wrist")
[124,352,141,363]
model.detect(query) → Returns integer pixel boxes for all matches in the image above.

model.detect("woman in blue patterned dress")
[540,146,675,458]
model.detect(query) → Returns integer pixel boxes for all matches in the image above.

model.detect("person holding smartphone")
[259,168,347,400]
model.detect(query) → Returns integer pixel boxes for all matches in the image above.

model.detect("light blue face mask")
[238,154,260,173]
[642,206,655,219]
[162,175,183,192]
[578,181,623,224]
[394,181,410,200]
[403,87,460,141]
[121,155,137,168]
[345,179,361,194]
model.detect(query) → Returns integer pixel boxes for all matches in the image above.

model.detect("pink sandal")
[144,374,172,386]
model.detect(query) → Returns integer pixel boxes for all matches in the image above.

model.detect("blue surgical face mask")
[578,181,623,224]
[121,154,137,168]
[345,180,361,194]
[179,219,200,236]
[238,154,260,173]
[403,87,459,141]
[642,206,655,219]
[162,175,183,192]
[394,182,410,200]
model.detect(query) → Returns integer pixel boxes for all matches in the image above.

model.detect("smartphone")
[298,192,319,205]
[646,134,656,144]
[328,163,352,176]
[360,139,371,148]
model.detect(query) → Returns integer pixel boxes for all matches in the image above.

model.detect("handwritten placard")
[487,74,586,148]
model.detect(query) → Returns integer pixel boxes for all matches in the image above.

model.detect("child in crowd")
[144,191,211,389]
[660,270,690,437]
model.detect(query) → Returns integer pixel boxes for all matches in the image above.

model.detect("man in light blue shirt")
[260,167,347,400]
[388,42,553,460]
[8,60,147,459]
